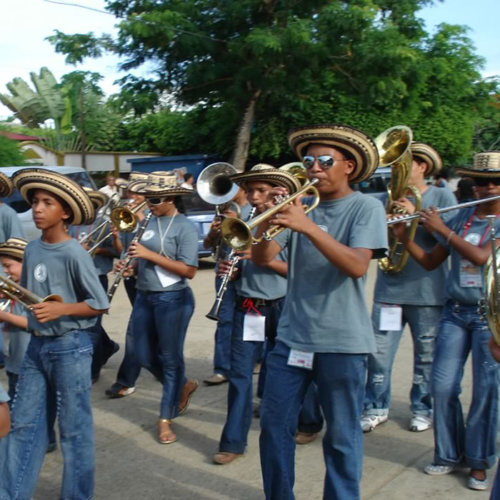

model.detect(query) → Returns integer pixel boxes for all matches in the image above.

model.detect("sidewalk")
[3,260,496,499]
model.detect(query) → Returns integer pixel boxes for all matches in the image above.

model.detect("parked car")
[352,166,391,202]
[1,166,97,240]
[179,192,216,259]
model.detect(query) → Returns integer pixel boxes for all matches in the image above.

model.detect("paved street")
[1,260,496,499]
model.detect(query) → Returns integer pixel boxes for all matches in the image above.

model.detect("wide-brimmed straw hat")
[0,237,28,260]
[287,124,379,183]
[12,168,95,225]
[230,164,302,194]
[410,142,443,176]
[128,171,193,197]
[115,172,149,190]
[455,151,500,178]
[83,187,109,211]
[0,172,14,198]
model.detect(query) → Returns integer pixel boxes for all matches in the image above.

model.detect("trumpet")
[0,274,63,311]
[220,179,320,251]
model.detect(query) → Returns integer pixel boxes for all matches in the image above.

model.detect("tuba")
[483,215,500,344]
[375,125,421,273]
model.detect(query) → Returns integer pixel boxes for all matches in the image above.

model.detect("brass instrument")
[197,162,239,206]
[107,211,153,302]
[375,125,420,273]
[0,298,11,312]
[386,195,500,226]
[0,274,63,311]
[483,215,500,344]
[220,179,320,251]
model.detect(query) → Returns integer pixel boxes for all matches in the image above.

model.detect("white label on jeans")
[154,265,182,288]
[379,305,402,331]
[287,349,314,370]
[243,314,265,342]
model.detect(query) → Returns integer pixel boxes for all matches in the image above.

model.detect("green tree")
[0,136,27,167]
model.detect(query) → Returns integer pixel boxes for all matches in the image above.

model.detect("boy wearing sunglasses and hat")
[252,124,387,499]
[392,151,500,491]
[0,169,109,499]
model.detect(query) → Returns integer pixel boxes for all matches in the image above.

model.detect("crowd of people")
[0,125,499,499]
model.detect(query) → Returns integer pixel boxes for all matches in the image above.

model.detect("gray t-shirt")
[2,300,30,375]
[136,214,198,292]
[374,185,457,305]
[0,383,8,403]
[0,203,25,242]
[21,238,110,336]
[274,191,388,353]
[442,207,500,305]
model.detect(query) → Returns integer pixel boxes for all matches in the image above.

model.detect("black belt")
[235,296,282,309]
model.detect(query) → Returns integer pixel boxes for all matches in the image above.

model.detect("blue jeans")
[212,276,236,377]
[260,341,366,500]
[116,314,142,388]
[364,302,441,417]
[0,331,94,500]
[432,301,499,469]
[219,298,283,454]
[132,288,195,419]
[297,383,324,434]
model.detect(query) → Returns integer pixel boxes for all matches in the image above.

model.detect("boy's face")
[31,189,70,229]
[305,144,355,197]
[0,256,22,282]
[245,181,273,213]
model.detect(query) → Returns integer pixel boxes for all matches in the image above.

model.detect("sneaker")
[424,463,456,476]
[468,473,488,491]
[409,414,432,432]
[178,379,198,415]
[203,373,228,385]
[360,414,388,433]
[105,383,136,399]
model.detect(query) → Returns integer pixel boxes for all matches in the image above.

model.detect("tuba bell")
[197,162,240,206]
[375,125,421,273]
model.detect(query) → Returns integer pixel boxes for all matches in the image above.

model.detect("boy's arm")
[0,310,28,329]
[0,402,10,438]
[30,301,107,324]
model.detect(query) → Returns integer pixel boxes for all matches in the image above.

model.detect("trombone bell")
[197,162,239,205]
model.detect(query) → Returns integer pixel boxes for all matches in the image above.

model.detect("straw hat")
[0,172,14,198]
[230,164,302,194]
[410,142,443,176]
[128,171,193,197]
[12,168,95,225]
[455,151,500,178]
[115,172,149,190]
[83,187,109,211]
[287,124,379,183]
[0,237,28,260]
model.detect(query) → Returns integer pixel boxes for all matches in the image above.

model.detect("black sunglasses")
[474,178,500,187]
[146,197,167,205]
[302,155,347,170]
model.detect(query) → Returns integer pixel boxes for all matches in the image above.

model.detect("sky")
[0,0,499,120]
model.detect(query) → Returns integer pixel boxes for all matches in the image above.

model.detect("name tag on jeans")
[379,305,402,331]
[243,314,265,342]
[287,349,314,370]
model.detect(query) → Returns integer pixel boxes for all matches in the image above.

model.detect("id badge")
[243,314,266,342]
[379,305,403,331]
[459,259,482,287]
[287,349,314,370]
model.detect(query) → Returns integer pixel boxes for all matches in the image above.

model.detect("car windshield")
[179,193,213,213]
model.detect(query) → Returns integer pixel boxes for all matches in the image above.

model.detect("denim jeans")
[364,302,441,417]
[260,341,366,500]
[212,275,236,377]
[432,301,499,469]
[219,298,283,454]
[132,287,195,419]
[116,314,142,388]
[0,330,94,500]
[297,383,324,434]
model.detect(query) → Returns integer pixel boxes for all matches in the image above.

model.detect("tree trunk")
[230,89,262,172]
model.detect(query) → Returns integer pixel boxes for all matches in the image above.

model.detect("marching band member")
[362,143,456,433]
[213,165,300,465]
[392,151,500,491]
[124,172,199,444]
[253,124,387,499]
[0,169,109,499]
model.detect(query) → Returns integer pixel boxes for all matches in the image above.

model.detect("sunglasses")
[302,155,347,170]
[146,197,167,205]
[474,178,500,186]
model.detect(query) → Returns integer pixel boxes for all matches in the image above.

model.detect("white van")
[1,166,97,240]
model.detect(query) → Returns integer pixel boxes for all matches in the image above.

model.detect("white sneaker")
[409,414,432,432]
[424,463,455,476]
[360,414,388,433]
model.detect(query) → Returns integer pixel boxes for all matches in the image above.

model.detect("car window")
[180,193,214,212]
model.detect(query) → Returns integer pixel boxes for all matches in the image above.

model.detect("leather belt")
[235,296,282,309]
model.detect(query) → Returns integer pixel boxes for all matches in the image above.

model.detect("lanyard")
[461,210,500,247]
[156,211,177,257]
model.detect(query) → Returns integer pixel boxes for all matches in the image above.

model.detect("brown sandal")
[158,418,177,444]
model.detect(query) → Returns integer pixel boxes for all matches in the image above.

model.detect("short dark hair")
[184,173,193,182]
